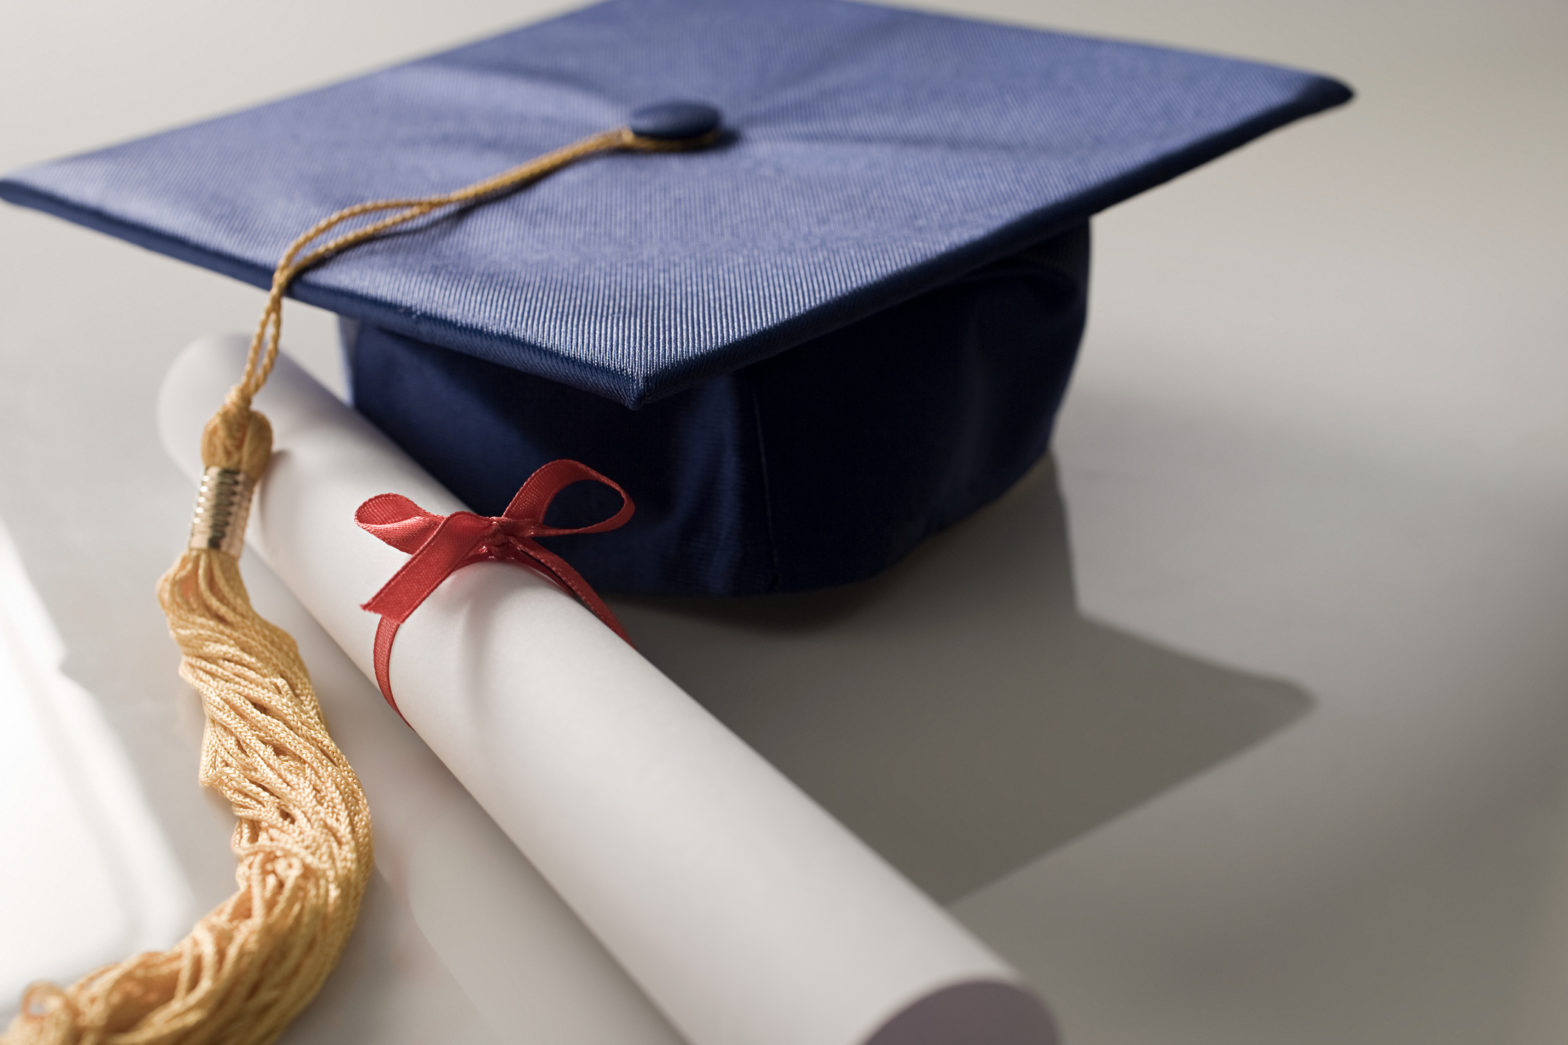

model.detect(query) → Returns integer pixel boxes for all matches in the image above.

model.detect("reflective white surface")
[2,1,1565,1043]
[0,518,190,1003]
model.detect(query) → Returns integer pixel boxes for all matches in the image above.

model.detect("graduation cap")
[0,0,1350,597]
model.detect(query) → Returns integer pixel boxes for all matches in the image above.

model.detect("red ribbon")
[355,459,633,719]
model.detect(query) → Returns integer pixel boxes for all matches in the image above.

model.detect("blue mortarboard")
[0,0,1349,596]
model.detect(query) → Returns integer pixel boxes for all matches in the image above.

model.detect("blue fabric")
[0,0,1349,406]
[0,0,1351,594]
[348,225,1089,594]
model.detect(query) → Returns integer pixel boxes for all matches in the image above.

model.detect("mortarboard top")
[0,0,1351,596]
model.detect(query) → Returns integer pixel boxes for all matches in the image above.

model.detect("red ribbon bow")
[356,459,633,719]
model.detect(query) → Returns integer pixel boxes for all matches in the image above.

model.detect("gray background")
[2,1,1566,1042]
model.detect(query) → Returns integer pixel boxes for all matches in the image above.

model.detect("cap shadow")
[615,456,1313,903]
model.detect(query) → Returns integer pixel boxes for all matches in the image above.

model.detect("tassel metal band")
[189,466,256,557]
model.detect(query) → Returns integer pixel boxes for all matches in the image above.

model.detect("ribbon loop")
[356,460,634,718]
[355,492,446,552]
[505,458,634,538]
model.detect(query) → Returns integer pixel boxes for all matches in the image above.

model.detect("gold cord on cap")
[231,124,719,411]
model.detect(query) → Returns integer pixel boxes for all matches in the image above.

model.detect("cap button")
[629,100,723,142]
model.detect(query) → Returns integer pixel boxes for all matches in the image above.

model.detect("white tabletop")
[2,2,1565,1043]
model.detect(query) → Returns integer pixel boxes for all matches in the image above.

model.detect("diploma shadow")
[616,456,1313,903]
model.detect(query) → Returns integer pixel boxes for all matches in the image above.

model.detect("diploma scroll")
[158,335,1054,1045]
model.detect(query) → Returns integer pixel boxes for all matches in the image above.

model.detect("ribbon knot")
[355,458,633,718]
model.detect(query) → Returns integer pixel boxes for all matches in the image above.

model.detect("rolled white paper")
[159,335,1055,1045]
[245,588,686,1044]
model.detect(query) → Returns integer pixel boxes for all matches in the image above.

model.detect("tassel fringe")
[3,406,373,1045]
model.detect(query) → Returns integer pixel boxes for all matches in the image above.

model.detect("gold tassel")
[4,404,373,1045]
[4,122,714,1044]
